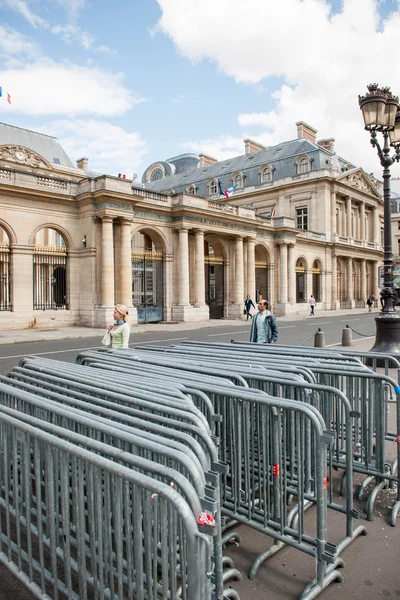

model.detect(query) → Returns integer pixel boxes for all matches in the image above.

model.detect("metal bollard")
[314,328,325,348]
[342,325,352,347]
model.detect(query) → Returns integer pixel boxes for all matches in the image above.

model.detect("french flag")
[0,87,11,104]
[223,184,238,199]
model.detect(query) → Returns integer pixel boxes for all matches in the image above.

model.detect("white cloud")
[42,118,149,176]
[0,24,39,59]
[0,0,48,28]
[155,0,400,176]
[0,60,145,116]
[182,135,244,161]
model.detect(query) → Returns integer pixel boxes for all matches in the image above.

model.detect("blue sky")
[1,0,400,179]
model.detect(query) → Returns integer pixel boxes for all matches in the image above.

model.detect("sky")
[1,0,400,180]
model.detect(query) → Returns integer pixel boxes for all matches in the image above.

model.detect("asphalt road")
[0,312,377,376]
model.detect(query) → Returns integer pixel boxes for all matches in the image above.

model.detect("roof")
[144,137,354,193]
[0,122,74,168]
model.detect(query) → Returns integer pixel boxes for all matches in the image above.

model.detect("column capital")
[175,224,190,232]
[120,216,133,225]
[101,215,114,224]
[192,228,206,235]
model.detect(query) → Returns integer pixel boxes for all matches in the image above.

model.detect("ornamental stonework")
[341,172,376,195]
[0,145,49,169]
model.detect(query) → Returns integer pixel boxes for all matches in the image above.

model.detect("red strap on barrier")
[324,476,329,491]
[272,463,280,477]
[197,512,216,527]
[393,434,400,445]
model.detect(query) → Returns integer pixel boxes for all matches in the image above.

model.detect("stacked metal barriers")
[72,349,370,599]
[0,362,242,600]
[121,340,400,525]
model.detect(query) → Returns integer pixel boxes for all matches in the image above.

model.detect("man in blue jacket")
[249,300,278,344]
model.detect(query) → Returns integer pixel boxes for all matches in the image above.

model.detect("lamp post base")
[367,312,400,366]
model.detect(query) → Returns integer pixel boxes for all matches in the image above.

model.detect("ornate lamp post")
[359,84,400,356]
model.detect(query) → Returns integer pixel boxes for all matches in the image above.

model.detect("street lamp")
[359,83,400,356]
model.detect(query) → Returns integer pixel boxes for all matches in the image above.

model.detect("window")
[209,180,218,195]
[260,166,273,183]
[398,221,400,230]
[298,158,310,174]
[186,185,196,195]
[148,166,164,182]
[233,173,243,188]
[53,157,60,165]
[381,227,384,246]
[54,232,66,248]
[296,207,308,230]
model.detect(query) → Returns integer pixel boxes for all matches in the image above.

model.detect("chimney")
[199,154,218,168]
[244,138,266,154]
[317,138,335,153]
[296,121,317,144]
[77,157,89,170]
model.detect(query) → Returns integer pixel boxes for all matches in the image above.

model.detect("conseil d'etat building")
[0,120,383,330]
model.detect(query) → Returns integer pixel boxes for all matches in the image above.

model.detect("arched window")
[260,166,273,184]
[0,226,11,311]
[147,165,165,182]
[186,185,196,195]
[232,172,244,188]
[312,260,322,302]
[33,227,68,310]
[296,155,311,175]
[295,258,306,303]
[208,179,218,195]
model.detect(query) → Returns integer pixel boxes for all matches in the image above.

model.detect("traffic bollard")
[342,325,352,347]
[314,328,325,348]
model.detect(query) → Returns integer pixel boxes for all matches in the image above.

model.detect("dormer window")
[208,179,218,195]
[147,164,165,182]
[186,185,196,195]
[296,155,312,175]
[260,166,273,183]
[232,172,244,188]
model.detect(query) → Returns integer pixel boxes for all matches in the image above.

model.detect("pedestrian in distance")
[309,294,316,316]
[249,299,278,344]
[244,294,256,320]
[103,304,131,348]
[366,296,374,312]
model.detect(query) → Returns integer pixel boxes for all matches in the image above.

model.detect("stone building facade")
[0,121,383,330]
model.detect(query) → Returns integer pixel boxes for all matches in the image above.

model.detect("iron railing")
[33,245,68,310]
[0,242,11,311]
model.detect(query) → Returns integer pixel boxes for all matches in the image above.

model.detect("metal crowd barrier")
[161,341,400,526]
[71,351,369,599]
[0,389,214,600]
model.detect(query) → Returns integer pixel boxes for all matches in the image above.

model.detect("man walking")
[244,294,256,320]
[249,300,278,344]
[366,296,374,312]
[309,294,316,316]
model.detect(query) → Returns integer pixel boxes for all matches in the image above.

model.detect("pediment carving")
[337,168,381,198]
[0,145,51,170]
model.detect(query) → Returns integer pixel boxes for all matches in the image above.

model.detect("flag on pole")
[0,87,12,104]
[223,184,238,199]
[271,208,276,217]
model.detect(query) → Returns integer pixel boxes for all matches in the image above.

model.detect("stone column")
[346,196,352,238]
[101,216,114,307]
[279,243,288,304]
[360,202,365,242]
[372,260,380,301]
[235,236,244,304]
[373,207,380,248]
[246,237,256,300]
[287,243,296,303]
[360,258,367,303]
[194,229,206,306]
[347,256,353,302]
[120,218,133,308]
[331,254,338,308]
[331,190,337,241]
[178,227,190,305]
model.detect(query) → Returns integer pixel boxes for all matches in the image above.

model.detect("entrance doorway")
[204,241,224,319]
[131,231,164,324]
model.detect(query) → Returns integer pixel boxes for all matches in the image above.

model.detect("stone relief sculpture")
[0,145,50,169]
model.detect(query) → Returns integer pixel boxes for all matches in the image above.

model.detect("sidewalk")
[0,307,379,345]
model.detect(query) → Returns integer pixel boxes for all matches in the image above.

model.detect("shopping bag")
[101,331,112,347]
